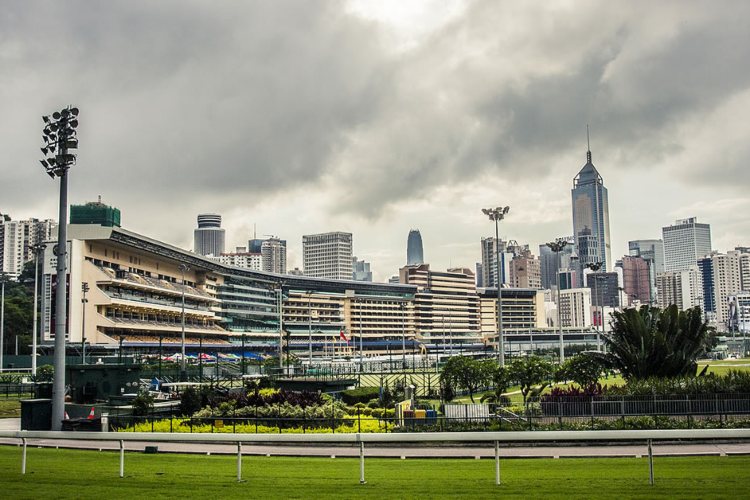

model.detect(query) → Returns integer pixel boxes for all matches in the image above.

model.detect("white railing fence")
[2,428,750,486]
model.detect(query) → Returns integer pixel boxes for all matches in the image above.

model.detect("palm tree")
[595,305,712,380]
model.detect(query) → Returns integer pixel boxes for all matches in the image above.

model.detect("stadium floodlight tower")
[481,205,510,367]
[40,105,79,431]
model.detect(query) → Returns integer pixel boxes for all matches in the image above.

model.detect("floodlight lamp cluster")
[546,238,569,253]
[40,106,79,179]
[586,261,603,272]
[481,206,510,221]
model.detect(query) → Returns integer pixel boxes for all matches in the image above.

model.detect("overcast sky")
[2,0,749,281]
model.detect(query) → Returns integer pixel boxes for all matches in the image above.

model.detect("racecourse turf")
[1,445,749,499]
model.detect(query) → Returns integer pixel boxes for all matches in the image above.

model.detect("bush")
[341,387,380,405]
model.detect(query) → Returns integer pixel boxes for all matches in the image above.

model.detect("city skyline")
[1,1,749,282]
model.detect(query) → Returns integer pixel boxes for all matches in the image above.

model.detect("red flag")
[339,329,349,343]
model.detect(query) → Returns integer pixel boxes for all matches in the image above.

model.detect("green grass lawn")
[0,399,22,418]
[1,446,748,499]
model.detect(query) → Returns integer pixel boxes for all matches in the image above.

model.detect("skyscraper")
[662,217,712,272]
[406,229,424,265]
[480,237,512,288]
[618,255,651,305]
[303,231,353,279]
[629,239,664,302]
[571,134,612,271]
[352,257,373,282]
[193,213,225,257]
[261,237,287,274]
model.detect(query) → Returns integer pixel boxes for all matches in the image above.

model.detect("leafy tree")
[440,356,494,403]
[480,365,510,404]
[509,356,553,404]
[179,386,203,416]
[35,364,54,382]
[556,353,605,389]
[132,390,155,417]
[0,280,33,356]
[594,305,712,380]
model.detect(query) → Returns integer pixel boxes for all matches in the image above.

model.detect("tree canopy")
[440,356,494,403]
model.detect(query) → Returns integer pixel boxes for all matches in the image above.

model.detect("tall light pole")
[178,263,190,381]
[399,301,407,369]
[586,262,603,352]
[0,272,7,372]
[40,105,79,431]
[277,288,284,370]
[307,292,314,365]
[546,238,569,364]
[482,206,510,367]
[81,282,89,365]
[29,243,46,377]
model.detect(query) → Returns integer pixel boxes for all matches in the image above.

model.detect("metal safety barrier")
[3,428,750,486]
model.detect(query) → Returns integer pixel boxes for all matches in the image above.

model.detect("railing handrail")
[3,428,750,444]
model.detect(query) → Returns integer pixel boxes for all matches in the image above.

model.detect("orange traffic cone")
[87,407,96,420]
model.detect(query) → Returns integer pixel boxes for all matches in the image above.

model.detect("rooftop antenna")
[586,124,592,164]
[253,223,256,240]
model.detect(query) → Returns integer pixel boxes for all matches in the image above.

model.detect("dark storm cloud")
[1,0,749,234]
[0,0,390,216]
[327,0,750,215]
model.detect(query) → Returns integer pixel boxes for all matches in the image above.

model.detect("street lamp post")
[178,263,190,381]
[40,105,79,431]
[81,282,89,365]
[586,262,603,352]
[399,302,407,369]
[307,292,314,366]
[0,272,7,373]
[546,239,569,364]
[482,206,510,367]
[29,243,46,377]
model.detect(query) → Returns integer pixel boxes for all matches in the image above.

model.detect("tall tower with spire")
[571,127,612,271]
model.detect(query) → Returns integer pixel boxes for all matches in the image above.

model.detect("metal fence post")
[647,439,654,485]
[21,437,27,474]
[119,440,125,478]
[495,440,501,485]
[237,442,242,482]
[359,441,366,484]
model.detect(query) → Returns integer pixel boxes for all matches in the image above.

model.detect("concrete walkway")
[2,418,749,459]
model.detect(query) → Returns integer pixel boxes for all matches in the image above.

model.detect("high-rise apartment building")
[480,237,512,288]
[261,238,287,274]
[193,213,225,257]
[303,232,353,279]
[510,254,542,289]
[406,229,424,266]
[558,288,592,328]
[618,255,651,306]
[219,247,262,270]
[0,215,57,278]
[572,142,612,270]
[655,268,702,311]
[662,217,712,272]
[710,251,743,328]
[629,239,664,301]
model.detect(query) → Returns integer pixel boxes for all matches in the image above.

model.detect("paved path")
[2,418,749,459]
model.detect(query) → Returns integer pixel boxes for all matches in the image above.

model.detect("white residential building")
[303,232,352,280]
[558,287,592,328]
[261,238,287,274]
[0,216,57,278]
[655,267,702,311]
[218,247,262,270]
